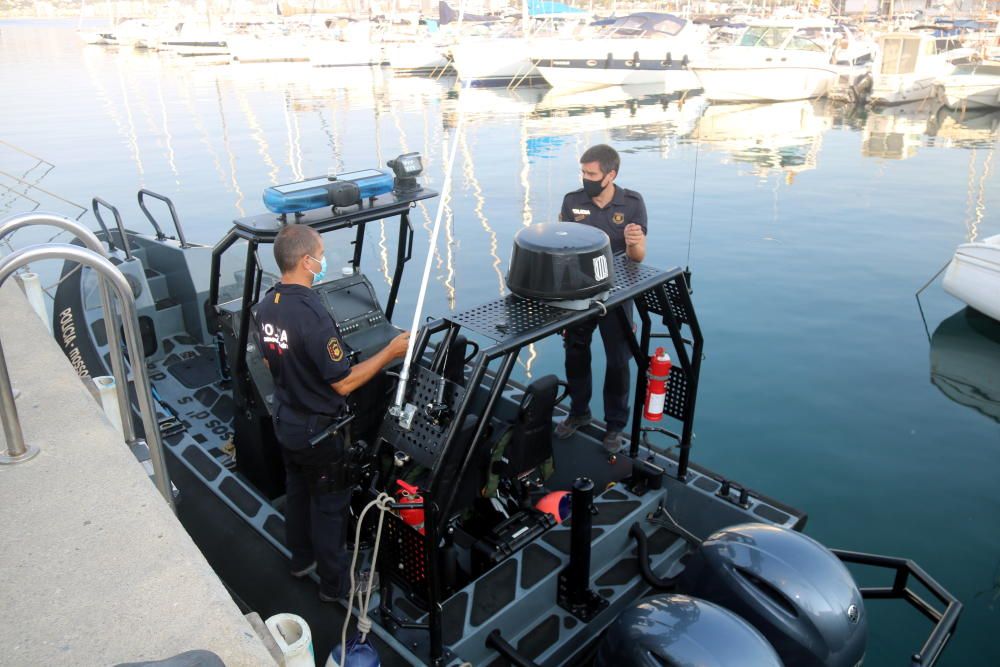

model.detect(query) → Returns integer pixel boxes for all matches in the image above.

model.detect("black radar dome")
[506,222,614,302]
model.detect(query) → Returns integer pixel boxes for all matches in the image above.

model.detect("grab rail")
[0,213,133,444]
[91,197,133,260]
[832,548,962,667]
[0,242,175,510]
[137,189,188,248]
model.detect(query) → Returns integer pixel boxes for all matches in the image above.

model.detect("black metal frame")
[832,549,963,667]
[375,258,703,665]
[206,188,436,402]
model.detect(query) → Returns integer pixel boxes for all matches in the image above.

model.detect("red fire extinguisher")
[643,347,672,421]
[396,480,425,535]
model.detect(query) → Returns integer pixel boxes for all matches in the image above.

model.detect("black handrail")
[832,549,962,667]
[485,629,540,667]
[91,197,132,259]
[137,189,188,247]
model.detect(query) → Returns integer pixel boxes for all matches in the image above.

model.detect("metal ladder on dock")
[0,212,174,511]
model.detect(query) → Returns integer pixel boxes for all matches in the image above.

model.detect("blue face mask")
[307,254,327,284]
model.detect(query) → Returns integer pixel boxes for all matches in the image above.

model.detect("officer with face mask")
[556,144,647,452]
[255,223,409,602]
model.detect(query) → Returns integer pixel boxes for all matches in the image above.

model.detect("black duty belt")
[308,413,355,447]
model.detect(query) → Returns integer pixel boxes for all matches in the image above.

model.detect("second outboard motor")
[679,523,867,667]
[594,594,783,667]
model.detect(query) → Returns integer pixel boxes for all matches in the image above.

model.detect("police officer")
[555,144,647,452]
[255,224,409,602]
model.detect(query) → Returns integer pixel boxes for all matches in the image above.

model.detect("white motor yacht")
[943,234,1000,322]
[533,12,709,92]
[689,17,845,102]
[869,31,974,106]
[937,60,1000,109]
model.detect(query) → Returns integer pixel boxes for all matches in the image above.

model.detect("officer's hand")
[624,223,644,247]
[388,331,411,359]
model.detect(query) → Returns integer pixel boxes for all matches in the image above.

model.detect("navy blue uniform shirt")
[254,283,351,418]
[559,184,647,254]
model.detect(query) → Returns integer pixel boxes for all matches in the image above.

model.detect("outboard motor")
[679,523,867,667]
[506,222,614,310]
[595,594,783,667]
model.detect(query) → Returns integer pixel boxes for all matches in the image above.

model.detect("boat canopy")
[602,12,688,37]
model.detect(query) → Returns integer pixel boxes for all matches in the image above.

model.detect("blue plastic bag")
[325,634,381,667]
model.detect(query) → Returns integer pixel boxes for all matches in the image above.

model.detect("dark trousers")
[274,409,352,598]
[564,306,634,432]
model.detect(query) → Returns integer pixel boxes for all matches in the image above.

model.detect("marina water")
[1,19,998,665]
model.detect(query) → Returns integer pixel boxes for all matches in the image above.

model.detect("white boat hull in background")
[537,63,700,91]
[938,64,1000,109]
[451,39,538,85]
[692,64,835,101]
[943,234,1000,322]
[229,35,310,63]
[310,40,384,67]
[386,43,449,73]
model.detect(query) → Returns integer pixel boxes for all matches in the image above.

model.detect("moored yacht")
[689,17,846,102]
[533,12,708,92]
[869,31,974,106]
[937,59,1000,109]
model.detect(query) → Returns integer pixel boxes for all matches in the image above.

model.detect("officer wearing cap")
[255,223,409,602]
[555,144,647,452]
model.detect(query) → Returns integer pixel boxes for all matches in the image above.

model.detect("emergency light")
[262,168,395,214]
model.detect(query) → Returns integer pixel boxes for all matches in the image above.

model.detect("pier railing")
[0,213,174,510]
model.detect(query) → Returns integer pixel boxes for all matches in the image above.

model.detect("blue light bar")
[262,169,395,214]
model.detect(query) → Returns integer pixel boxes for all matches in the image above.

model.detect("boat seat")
[481,375,567,513]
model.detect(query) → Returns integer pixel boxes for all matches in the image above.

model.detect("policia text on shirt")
[254,223,409,602]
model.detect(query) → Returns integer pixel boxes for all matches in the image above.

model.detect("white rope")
[338,492,394,667]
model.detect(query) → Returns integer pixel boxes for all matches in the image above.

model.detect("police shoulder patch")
[327,337,344,362]
[612,212,625,224]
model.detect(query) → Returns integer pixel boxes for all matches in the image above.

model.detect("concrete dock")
[0,279,277,666]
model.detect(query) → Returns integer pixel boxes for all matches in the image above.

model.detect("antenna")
[391,3,471,427]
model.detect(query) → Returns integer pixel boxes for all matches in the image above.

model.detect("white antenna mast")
[390,1,470,426]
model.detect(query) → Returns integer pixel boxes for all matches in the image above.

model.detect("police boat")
[49,160,961,666]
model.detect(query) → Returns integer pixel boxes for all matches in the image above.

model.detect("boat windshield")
[607,13,687,37]
[740,26,792,48]
[880,37,921,74]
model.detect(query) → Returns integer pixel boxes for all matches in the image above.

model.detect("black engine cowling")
[679,523,867,667]
[595,594,783,667]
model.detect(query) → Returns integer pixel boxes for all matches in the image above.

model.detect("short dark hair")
[274,224,321,273]
[580,144,620,177]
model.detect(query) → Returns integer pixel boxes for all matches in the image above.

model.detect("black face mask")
[582,177,605,198]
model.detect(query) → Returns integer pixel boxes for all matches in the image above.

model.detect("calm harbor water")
[2,19,998,665]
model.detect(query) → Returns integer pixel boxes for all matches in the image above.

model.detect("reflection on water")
[3,22,1000,665]
[930,308,1000,425]
[692,99,832,182]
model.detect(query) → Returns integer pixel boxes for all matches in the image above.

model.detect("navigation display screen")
[323,282,376,321]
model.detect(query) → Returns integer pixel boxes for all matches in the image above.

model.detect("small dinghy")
[942,233,1000,321]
